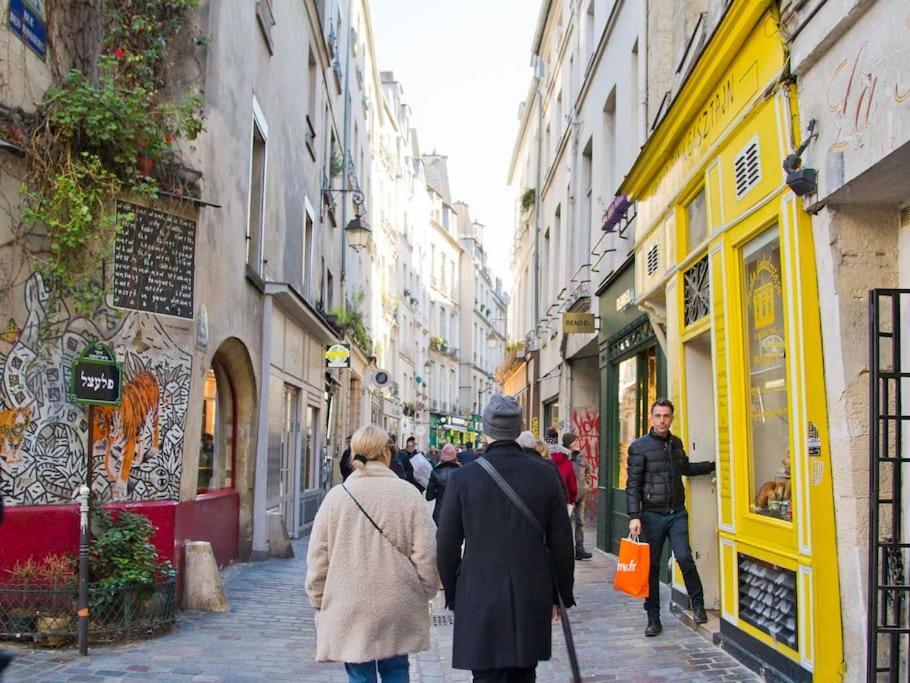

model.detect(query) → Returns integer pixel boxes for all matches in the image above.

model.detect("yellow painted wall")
[622,3,845,679]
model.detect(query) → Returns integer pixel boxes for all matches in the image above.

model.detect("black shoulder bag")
[476,458,582,683]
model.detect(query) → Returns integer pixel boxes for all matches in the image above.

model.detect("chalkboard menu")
[738,554,797,650]
[113,201,196,319]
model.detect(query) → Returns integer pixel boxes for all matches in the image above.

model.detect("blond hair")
[534,440,550,460]
[350,425,392,470]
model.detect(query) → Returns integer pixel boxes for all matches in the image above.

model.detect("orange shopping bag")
[613,535,650,598]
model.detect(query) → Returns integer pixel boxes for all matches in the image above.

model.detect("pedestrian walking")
[626,398,715,636]
[339,435,354,482]
[544,427,577,507]
[563,433,592,561]
[517,431,566,498]
[306,424,438,682]
[396,435,425,492]
[437,395,575,681]
[458,441,479,465]
[425,443,460,523]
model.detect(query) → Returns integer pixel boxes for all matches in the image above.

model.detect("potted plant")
[520,187,536,216]
[4,558,39,635]
[35,553,77,647]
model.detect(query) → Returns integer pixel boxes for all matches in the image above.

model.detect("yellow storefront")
[621,2,843,680]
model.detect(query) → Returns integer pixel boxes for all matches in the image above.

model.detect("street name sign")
[70,342,122,406]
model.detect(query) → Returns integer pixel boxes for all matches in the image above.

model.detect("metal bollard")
[78,485,90,656]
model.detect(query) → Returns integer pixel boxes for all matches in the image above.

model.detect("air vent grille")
[734,137,761,199]
[900,206,910,228]
[647,243,660,277]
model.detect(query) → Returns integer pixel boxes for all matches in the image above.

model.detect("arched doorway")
[197,338,257,561]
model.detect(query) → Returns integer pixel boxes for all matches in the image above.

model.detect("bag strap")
[477,457,545,540]
[476,457,582,683]
[342,483,413,564]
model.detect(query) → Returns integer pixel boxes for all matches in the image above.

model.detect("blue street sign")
[8,0,47,60]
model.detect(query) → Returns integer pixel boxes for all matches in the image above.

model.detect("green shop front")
[596,259,666,557]
[429,413,482,448]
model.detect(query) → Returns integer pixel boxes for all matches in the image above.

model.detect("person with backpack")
[544,427,578,510]
[437,396,575,682]
[563,433,592,560]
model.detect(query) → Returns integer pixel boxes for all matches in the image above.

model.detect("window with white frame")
[247,98,268,274]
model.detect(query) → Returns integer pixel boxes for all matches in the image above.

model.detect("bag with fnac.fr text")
[613,535,650,598]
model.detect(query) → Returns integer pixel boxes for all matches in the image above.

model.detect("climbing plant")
[1,0,206,315]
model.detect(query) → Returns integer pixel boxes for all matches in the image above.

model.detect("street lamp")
[322,186,372,251]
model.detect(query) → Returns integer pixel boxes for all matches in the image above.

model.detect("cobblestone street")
[5,538,757,682]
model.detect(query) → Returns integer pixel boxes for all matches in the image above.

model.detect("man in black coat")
[627,398,715,637]
[437,395,575,682]
[396,435,425,492]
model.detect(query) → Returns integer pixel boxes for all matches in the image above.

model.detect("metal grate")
[431,614,454,627]
[867,289,910,682]
[646,243,660,277]
[900,206,910,229]
[734,137,761,199]
[683,256,710,326]
[737,554,797,651]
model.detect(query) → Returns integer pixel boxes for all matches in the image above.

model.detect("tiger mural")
[95,371,160,497]
[0,407,31,465]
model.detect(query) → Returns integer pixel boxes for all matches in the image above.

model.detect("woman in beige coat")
[306,424,438,682]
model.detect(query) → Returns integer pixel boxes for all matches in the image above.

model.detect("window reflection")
[742,228,792,522]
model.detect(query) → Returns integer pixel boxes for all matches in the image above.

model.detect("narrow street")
[6,538,756,682]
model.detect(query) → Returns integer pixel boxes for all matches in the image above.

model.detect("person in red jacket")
[544,427,577,505]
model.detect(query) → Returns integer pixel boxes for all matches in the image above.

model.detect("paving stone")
[4,529,756,682]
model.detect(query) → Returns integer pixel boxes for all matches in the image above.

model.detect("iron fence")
[0,577,176,646]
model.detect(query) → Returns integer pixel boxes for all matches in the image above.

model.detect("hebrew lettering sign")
[113,201,196,319]
[69,343,122,406]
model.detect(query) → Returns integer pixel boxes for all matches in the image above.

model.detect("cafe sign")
[562,312,597,334]
[324,343,351,368]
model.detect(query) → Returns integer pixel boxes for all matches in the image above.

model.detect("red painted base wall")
[0,490,239,590]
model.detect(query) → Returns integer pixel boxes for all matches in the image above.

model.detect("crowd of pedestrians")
[307,394,713,682]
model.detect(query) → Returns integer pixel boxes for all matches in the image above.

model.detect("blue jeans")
[641,509,704,616]
[344,655,409,683]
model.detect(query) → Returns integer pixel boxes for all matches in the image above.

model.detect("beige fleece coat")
[305,462,438,663]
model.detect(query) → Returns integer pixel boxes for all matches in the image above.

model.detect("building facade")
[622,2,844,679]
[780,0,910,678]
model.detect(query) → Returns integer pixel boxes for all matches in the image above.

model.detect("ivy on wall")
[1,0,206,315]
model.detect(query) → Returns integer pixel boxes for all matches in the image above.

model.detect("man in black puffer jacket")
[626,398,715,637]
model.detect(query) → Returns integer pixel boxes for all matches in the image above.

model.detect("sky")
[370,0,541,287]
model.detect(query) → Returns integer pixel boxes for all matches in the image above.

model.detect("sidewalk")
[4,539,757,682]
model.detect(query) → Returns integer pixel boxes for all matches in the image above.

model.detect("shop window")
[742,227,792,522]
[685,188,706,250]
[616,349,657,491]
[617,357,637,490]
[197,360,235,493]
[544,398,559,432]
[738,554,797,651]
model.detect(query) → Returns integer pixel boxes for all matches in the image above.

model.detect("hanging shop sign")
[8,0,47,60]
[324,343,351,368]
[562,312,597,334]
[69,342,122,406]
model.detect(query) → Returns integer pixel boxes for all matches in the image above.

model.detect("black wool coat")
[436,440,575,671]
[626,429,715,518]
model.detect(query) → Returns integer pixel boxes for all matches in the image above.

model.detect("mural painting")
[571,406,600,524]
[0,273,192,505]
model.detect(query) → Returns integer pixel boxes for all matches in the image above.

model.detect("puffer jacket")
[626,430,714,519]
